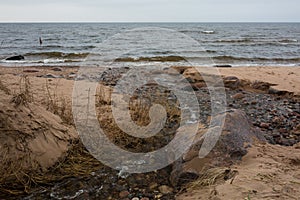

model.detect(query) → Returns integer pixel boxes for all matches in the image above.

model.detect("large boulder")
[170,109,266,186]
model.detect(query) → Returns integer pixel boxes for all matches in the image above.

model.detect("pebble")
[149,183,158,190]
[272,116,282,124]
[158,185,173,194]
[119,190,130,198]
[279,128,288,134]
[250,100,257,105]
[131,197,139,200]
[259,122,270,129]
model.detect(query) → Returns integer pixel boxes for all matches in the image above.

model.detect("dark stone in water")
[214,64,232,68]
[5,55,25,60]
[23,69,39,73]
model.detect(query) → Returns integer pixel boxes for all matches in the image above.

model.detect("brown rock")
[149,182,158,190]
[119,190,130,198]
[292,124,300,135]
[268,87,292,96]
[272,116,283,124]
[192,82,207,90]
[183,68,204,83]
[231,93,245,100]
[158,185,174,194]
[223,76,240,89]
[279,128,288,134]
[251,81,276,91]
[250,100,258,105]
[170,109,266,186]
[259,122,270,129]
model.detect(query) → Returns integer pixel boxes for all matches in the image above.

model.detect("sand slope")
[177,143,300,200]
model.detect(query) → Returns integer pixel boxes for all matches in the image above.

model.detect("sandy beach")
[219,66,300,95]
[0,65,299,199]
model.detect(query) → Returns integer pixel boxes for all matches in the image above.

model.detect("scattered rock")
[259,122,270,129]
[192,82,207,90]
[100,67,130,86]
[119,190,130,198]
[231,93,245,100]
[5,55,25,60]
[149,182,158,190]
[183,68,204,83]
[223,76,240,89]
[269,87,292,96]
[251,81,276,91]
[158,185,173,194]
[292,124,300,135]
[250,100,257,105]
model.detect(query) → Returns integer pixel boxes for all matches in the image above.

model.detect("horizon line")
[0,21,299,23]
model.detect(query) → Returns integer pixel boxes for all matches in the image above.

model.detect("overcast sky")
[0,0,299,22]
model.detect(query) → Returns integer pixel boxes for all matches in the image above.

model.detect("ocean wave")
[1,58,84,64]
[208,38,298,45]
[213,55,300,62]
[201,30,215,34]
[114,55,186,62]
[24,52,89,59]
[214,38,254,43]
[278,39,298,43]
[179,30,216,34]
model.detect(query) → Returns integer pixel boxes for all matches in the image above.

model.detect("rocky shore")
[0,65,299,199]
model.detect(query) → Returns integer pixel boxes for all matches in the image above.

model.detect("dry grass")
[128,86,181,127]
[185,168,238,191]
[44,79,73,125]
[0,140,102,196]
[11,75,33,106]
[0,79,11,95]
[95,83,181,153]
[34,140,102,183]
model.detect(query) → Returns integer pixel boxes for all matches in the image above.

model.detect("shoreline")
[1,65,299,94]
